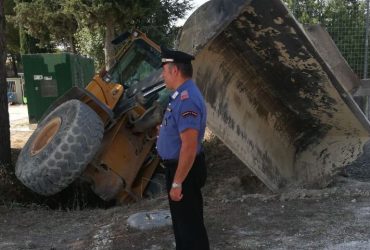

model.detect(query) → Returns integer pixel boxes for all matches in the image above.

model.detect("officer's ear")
[167,63,176,73]
[172,64,180,75]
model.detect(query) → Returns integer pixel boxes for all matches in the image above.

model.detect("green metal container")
[22,53,95,123]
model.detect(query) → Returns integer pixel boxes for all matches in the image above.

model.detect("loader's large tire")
[15,99,104,196]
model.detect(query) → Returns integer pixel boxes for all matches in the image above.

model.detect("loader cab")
[109,35,162,89]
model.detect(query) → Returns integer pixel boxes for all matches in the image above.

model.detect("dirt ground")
[3,105,370,250]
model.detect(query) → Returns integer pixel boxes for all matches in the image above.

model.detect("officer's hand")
[170,187,183,201]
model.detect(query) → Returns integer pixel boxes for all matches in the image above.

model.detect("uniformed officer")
[157,46,209,250]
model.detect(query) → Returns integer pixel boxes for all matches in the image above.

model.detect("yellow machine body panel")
[85,75,124,110]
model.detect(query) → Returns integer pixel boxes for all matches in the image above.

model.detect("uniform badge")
[180,90,189,100]
[171,91,179,99]
[182,111,198,117]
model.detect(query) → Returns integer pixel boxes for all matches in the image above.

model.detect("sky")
[176,0,210,26]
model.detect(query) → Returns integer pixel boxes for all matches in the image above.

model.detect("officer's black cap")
[161,46,195,65]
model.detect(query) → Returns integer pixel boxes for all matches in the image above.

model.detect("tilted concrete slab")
[177,0,370,190]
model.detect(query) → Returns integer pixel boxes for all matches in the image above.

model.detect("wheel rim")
[31,117,62,156]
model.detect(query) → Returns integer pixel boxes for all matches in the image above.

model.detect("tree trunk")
[104,19,115,70]
[11,54,18,77]
[70,34,76,54]
[0,0,11,165]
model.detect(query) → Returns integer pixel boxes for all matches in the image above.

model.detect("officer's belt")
[160,152,204,168]
[161,158,178,166]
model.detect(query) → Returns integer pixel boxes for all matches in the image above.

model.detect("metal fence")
[289,0,370,80]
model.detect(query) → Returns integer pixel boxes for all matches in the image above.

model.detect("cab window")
[110,39,161,88]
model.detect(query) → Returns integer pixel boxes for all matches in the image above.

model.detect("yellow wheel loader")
[15,31,169,203]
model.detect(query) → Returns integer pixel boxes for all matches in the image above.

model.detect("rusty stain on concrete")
[177,0,370,191]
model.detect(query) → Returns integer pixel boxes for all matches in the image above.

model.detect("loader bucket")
[177,0,370,190]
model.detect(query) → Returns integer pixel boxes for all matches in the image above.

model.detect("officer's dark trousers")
[164,152,209,250]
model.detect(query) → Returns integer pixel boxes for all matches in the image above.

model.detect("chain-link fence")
[289,0,370,79]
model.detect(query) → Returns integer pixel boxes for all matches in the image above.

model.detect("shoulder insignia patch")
[182,111,198,117]
[180,90,189,100]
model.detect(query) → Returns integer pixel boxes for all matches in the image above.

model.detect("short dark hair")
[171,62,193,78]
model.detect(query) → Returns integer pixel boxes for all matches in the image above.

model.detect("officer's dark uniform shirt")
[157,79,207,160]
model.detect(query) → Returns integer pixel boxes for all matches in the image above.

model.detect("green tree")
[74,26,105,70]
[0,0,12,165]
[4,0,18,54]
[12,0,192,69]
[286,0,324,24]
[13,0,78,52]
[136,0,192,47]
[19,28,54,54]
[286,0,367,77]
[324,0,366,77]
[5,0,20,76]
[65,0,158,69]
[66,0,192,69]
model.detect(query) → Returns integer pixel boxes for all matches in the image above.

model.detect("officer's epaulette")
[171,91,179,99]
